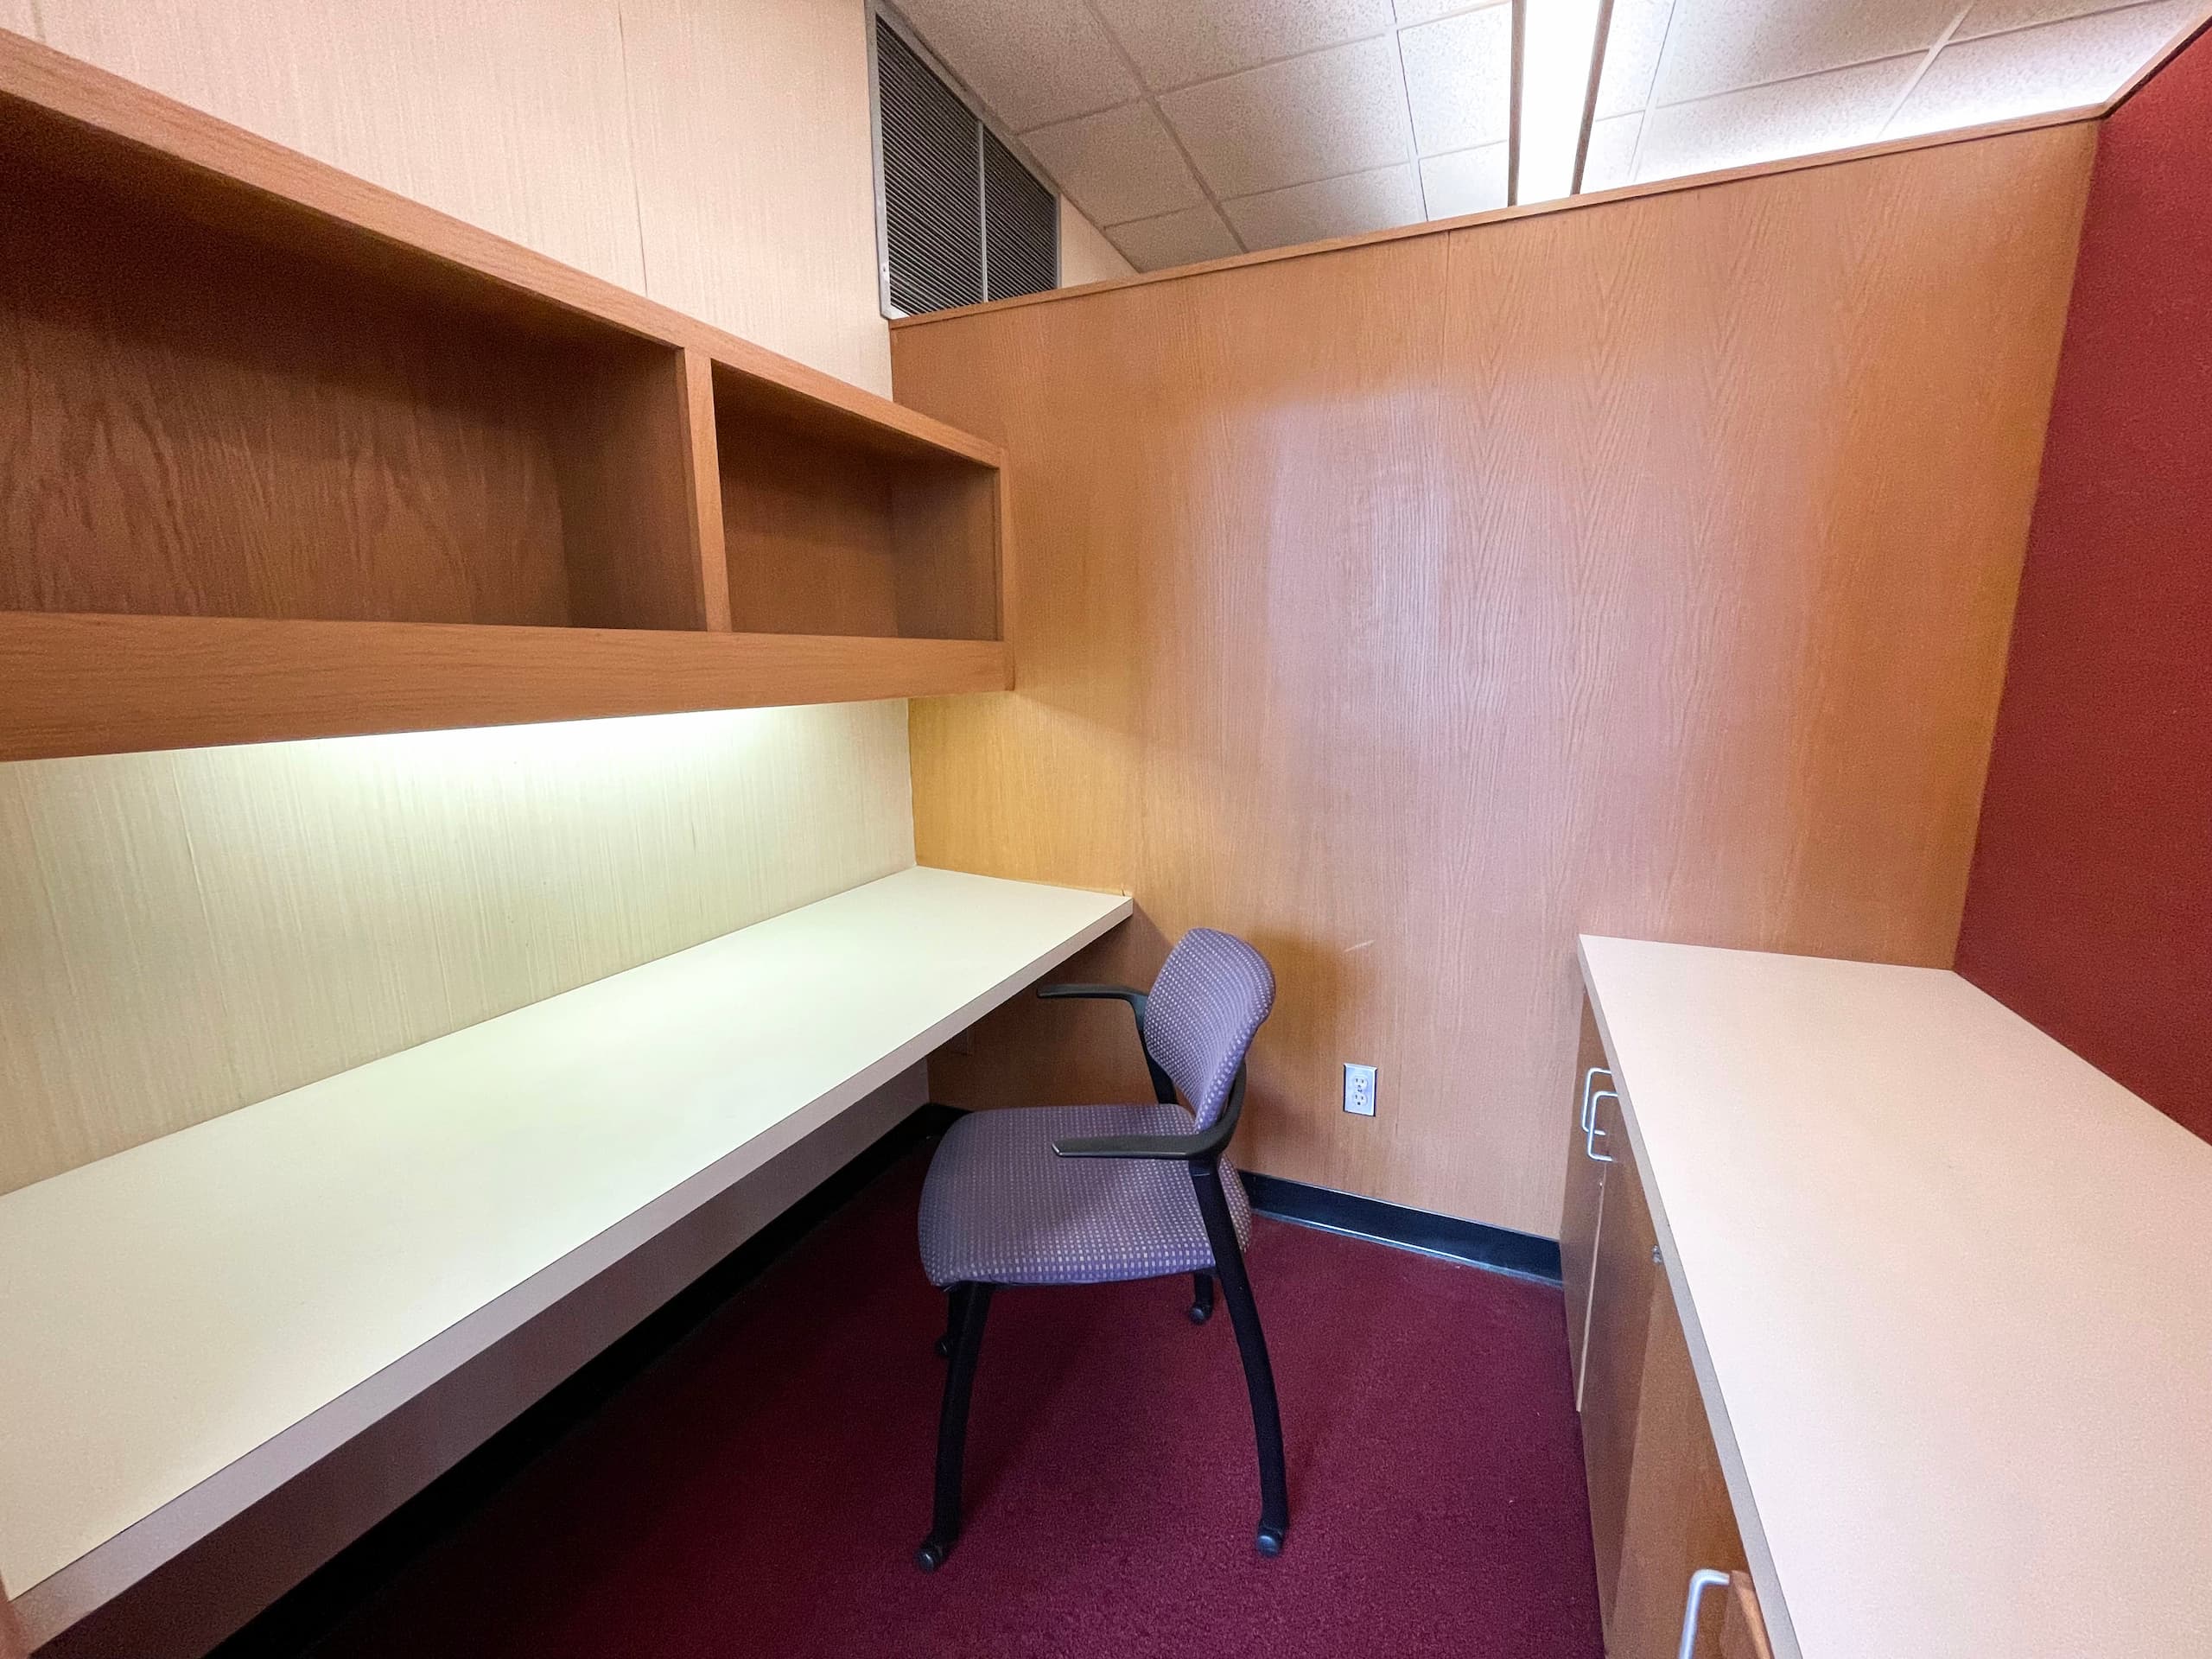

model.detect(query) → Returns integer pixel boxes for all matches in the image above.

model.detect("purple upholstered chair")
[912,928,1287,1571]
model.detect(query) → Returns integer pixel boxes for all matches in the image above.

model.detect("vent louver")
[877,17,1058,315]
[983,128,1058,300]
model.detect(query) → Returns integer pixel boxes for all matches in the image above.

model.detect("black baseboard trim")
[1243,1171,1562,1285]
[209,1100,960,1659]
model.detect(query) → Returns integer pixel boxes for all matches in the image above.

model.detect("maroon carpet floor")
[306,1152,1603,1659]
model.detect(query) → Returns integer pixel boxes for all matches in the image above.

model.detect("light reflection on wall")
[0,702,917,1193]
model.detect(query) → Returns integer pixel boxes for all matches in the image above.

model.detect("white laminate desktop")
[1579,936,2212,1659]
[0,866,1129,1637]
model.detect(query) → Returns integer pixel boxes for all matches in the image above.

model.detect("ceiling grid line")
[1880,5,1977,136]
[1075,0,1253,254]
[975,0,1512,118]
[890,0,2186,276]
[1225,156,1433,213]
[1147,25,1410,99]
[1391,20,1431,219]
[1623,0,1683,181]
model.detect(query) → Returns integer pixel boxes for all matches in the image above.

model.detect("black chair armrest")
[1036,982,1177,1106]
[1050,1069,1246,1165]
[1052,1128,1222,1162]
[1036,982,1148,1014]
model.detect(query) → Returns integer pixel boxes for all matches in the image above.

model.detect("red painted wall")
[1955,23,2212,1143]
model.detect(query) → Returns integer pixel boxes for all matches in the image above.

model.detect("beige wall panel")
[31,0,648,291]
[24,0,899,391]
[0,702,915,1194]
[896,124,2096,1236]
[1059,200,1135,286]
[620,0,893,395]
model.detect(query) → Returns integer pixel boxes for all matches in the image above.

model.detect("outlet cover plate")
[1344,1062,1377,1116]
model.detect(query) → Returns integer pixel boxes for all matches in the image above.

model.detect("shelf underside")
[0,613,1009,762]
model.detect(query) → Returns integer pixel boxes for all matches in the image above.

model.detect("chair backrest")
[1144,928,1275,1131]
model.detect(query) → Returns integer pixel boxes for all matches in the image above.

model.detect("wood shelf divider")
[0,28,1004,760]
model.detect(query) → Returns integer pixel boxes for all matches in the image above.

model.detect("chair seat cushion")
[918,1105,1254,1288]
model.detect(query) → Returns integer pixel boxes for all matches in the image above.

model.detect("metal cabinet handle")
[1586,1090,1619,1163]
[1580,1065,1613,1133]
[1675,1567,1730,1659]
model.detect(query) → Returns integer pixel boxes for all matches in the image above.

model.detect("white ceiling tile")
[1580,111,1644,189]
[1160,35,1414,196]
[1419,142,1509,216]
[1107,203,1245,270]
[1652,0,1958,104]
[1596,0,1682,117]
[1400,4,1514,154]
[1393,0,1500,24]
[1955,0,2158,39]
[1091,0,1395,91]
[1888,0,2198,136]
[1022,101,1205,226]
[1636,53,1921,181]
[892,0,1141,131]
[1223,162,1425,247]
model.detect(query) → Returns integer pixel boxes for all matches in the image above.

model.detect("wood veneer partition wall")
[893,123,2098,1236]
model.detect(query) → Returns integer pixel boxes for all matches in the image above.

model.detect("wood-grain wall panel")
[0,701,916,1195]
[895,124,2096,1235]
[28,0,645,294]
[17,0,894,394]
[619,0,893,396]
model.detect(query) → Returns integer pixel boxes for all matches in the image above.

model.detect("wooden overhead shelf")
[0,29,1008,762]
[0,614,1009,762]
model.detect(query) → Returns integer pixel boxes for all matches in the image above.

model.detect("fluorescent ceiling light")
[1517,0,1608,205]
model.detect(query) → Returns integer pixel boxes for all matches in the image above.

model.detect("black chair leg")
[1189,1161,1289,1556]
[934,1289,959,1358]
[917,1281,994,1572]
[1188,1271,1215,1325]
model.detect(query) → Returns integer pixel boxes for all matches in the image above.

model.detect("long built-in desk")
[0,867,1129,1656]
[1567,937,2212,1659]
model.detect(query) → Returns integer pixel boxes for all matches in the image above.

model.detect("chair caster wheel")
[934,1333,951,1357]
[1255,1525,1286,1557]
[916,1537,951,1573]
[1186,1301,1212,1325]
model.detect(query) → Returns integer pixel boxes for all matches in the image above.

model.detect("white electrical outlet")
[1343,1062,1377,1116]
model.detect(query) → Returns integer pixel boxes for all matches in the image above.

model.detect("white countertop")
[1579,936,2212,1659]
[0,867,1129,1598]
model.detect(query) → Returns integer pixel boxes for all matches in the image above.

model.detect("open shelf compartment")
[713,362,1003,642]
[0,29,1010,761]
[0,92,720,634]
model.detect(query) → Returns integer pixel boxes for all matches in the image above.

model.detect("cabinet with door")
[1560,997,1772,1659]
[1566,935,2212,1659]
